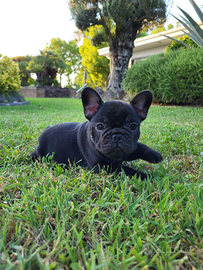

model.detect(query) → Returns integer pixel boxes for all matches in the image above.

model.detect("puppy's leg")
[30,145,42,161]
[96,163,148,180]
[121,165,148,180]
[127,142,163,163]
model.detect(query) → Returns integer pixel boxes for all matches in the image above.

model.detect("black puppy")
[30,87,163,180]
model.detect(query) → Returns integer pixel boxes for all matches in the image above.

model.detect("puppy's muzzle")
[112,134,123,143]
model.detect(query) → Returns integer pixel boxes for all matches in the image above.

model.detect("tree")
[68,0,169,98]
[27,49,67,86]
[138,31,149,38]
[73,29,84,43]
[176,21,181,28]
[46,38,81,86]
[78,25,110,88]
[151,25,166,34]
[12,55,32,86]
[151,23,173,35]
[167,23,174,30]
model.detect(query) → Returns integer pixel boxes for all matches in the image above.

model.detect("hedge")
[0,54,21,93]
[123,47,203,104]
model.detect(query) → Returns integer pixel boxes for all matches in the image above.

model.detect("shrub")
[0,54,21,93]
[12,55,32,86]
[165,35,198,53]
[123,47,203,104]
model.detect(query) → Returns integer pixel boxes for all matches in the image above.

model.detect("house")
[98,22,203,65]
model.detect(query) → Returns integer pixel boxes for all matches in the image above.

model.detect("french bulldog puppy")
[30,87,163,180]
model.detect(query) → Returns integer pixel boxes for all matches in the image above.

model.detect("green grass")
[0,97,203,270]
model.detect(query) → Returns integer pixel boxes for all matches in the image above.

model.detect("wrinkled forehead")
[93,100,141,124]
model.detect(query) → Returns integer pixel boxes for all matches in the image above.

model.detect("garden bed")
[0,90,30,106]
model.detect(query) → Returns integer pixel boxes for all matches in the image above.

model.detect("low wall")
[19,87,45,98]
[45,86,69,97]
[44,86,77,97]
[69,89,77,97]
[19,86,77,98]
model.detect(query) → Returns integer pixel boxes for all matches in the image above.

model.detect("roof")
[98,22,203,60]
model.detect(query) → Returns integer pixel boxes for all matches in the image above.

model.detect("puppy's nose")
[112,134,123,142]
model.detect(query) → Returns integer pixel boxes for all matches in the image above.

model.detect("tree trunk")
[104,33,135,99]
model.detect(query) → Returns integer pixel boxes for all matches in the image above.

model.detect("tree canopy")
[26,49,67,87]
[46,38,81,85]
[68,0,171,98]
[69,0,167,33]
[12,56,32,86]
[77,25,110,88]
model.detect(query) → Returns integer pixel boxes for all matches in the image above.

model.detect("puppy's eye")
[130,123,137,130]
[96,123,104,130]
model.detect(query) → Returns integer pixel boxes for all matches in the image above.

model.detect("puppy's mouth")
[96,132,136,161]
[105,147,127,161]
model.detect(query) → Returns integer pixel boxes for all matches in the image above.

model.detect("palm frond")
[163,0,203,48]
[161,35,192,49]
[189,0,203,22]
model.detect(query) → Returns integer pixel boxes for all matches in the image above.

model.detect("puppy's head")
[82,87,153,162]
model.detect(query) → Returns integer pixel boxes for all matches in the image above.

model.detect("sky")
[0,0,202,58]
[0,0,78,57]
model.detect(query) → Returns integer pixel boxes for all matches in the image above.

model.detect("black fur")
[30,87,163,180]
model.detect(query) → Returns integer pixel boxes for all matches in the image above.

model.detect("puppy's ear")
[130,90,153,121]
[82,87,104,120]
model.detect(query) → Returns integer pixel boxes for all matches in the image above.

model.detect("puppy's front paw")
[147,150,163,163]
[136,171,148,181]
[122,166,148,180]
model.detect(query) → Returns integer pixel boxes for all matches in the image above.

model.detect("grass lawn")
[0,97,203,270]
